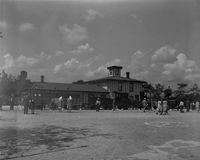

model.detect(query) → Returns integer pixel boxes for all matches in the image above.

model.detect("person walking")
[67,96,72,113]
[29,98,35,114]
[196,101,200,113]
[156,101,162,115]
[58,96,63,112]
[112,98,117,111]
[10,94,15,110]
[95,98,101,112]
[162,100,168,115]
[186,100,190,112]
[142,98,148,112]
[179,101,184,113]
[23,95,29,114]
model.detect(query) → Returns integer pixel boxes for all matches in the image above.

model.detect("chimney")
[126,72,130,79]
[41,75,44,83]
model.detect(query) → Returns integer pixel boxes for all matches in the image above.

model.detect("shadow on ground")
[0,125,114,159]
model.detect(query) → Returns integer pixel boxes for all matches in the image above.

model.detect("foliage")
[72,80,85,84]
[0,70,17,96]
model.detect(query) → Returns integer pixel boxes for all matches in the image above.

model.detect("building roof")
[85,76,146,83]
[107,66,123,70]
[28,82,109,93]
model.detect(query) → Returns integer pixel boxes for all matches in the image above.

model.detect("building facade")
[25,76,109,108]
[85,66,146,102]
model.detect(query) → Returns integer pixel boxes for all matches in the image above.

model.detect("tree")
[164,86,172,100]
[189,83,200,102]
[153,83,165,100]
[0,70,17,96]
[72,80,85,84]
[173,83,188,101]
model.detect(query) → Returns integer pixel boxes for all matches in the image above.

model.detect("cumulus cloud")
[0,21,8,29]
[19,23,35,31]
[84,9,104,22]
[130,14,137,19]
[59,24,88,44]
[162,53,200,82]
[55,51,64,56]
[127,51,146,73]
[70,43,94,55]
[152,46,176,62]
[86,59,121,79]
[94,54,105,61]
[53,58,121,82]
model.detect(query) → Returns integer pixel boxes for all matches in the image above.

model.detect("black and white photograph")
[0,0,200,159]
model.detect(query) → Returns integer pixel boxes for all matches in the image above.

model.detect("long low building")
[24,77,109,108]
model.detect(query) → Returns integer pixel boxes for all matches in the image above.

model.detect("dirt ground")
[1,106,200,160]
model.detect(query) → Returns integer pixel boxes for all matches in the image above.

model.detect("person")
[196,101,200,113]
[156,101,162,115]
[112,98,117,111]
[142,98,148,112]
[29,98,35,114]
[179,101,184,113]
[41,99,44,111]
[185,100,190,112]
[58,96,63,112]
[50,98,56,110]
[95,98,101,112]
[0,95,3,111]
[162,100,168,115]
[67,96,72,113]
[23,95,29,114]
[10,94,15,110]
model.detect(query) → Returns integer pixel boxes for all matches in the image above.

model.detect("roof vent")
[41,75,44,83]
[126,72,130,79]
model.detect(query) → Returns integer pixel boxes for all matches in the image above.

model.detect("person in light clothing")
[67,96,72,113]
[156,101,162,115]
[196,101,200,113]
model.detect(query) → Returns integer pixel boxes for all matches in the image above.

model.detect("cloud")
[19,23,35,31]
[70,43,94,55]
[84,9,104,22]
[59,24,88,44]
[152,46,176,62]
[55,51,64,56]
[0,21,8,29]
[0,53,52,77]
[86,59,121,79]
[127,51,146,73]
[130,14,137,19]
[53,58,121,82]
[94,54,105,61]
[162,53,200,82]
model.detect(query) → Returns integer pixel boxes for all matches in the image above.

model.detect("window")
[130,83,133,92]
[118,82,122,91]
[115,69,119,75]
[110,70,113,76]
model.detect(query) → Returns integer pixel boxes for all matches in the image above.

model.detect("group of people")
[179,100,199,113]
[49,96,73,112]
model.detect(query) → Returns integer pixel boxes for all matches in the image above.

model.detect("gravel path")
[1,107,200,160]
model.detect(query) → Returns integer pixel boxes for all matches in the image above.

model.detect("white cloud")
[130,14,137,19]
[59,24,88,44]
[16,55,39,67]
[86,59,121,79]
[70,43,94,55]
[127,51,146,74]
[19,23,35,31]
[55,51,64,56]
[84,9,104,22]
[152,46,176,62]
[0,21,8,29]
[94,54,105,61]
[53,58,121,82]
[162,53,200,82]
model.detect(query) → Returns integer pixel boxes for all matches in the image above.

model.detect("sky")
[0,0,200,89]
